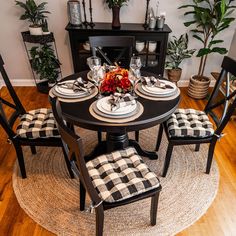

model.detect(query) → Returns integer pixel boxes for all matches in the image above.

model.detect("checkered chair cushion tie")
[86,147,160,203]
[16,108,60,139]
[166,108,214,138]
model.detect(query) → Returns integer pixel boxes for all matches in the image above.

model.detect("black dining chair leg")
[155,124,164,151]
[30,146,37,154]
[206,141,217,174]
[150,191,160,226]
[162,143,174,177]
[61,147,75,179]
[95,205,104,236]
[135,131,139,142]
[195,144,200,152]
[79,180,86,211]
[14,144,27,179]
[97,131,102,143]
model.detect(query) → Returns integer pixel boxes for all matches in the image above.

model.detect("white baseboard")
[10,79,36,87]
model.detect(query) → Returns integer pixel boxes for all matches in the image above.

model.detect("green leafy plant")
[179,0,235,77]
[30,44,61,84]
[105,0,129,8]
[166,34,196,69]
[15,0,50,26]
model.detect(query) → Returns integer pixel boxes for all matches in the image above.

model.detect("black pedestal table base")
[85,132,158,161]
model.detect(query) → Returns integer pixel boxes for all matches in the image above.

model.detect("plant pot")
[187,75,211,99]
[167,68,182,85]
[36,81,49,94]
[112,6,121,29]
[29,26,43,35]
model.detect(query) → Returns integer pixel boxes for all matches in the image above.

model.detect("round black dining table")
[53,71,180,159]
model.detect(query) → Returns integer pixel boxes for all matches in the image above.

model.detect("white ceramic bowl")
[136,41,145,52]
[148,41,157,53]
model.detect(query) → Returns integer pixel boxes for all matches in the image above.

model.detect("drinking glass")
[129,56,142,97]
[87,56,104,98]
[87,56,102,83]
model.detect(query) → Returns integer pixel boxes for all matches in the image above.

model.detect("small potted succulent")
[30,44,61,92]
[15,0,50,35]
[165,34,195,85]
[105,0,129,28]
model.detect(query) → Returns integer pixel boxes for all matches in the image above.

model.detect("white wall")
[0,0,236,86]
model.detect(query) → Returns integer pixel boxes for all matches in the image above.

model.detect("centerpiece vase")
[112,6,121,29]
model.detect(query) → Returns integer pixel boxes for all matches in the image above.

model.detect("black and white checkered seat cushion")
[166,108,214,138]
[16,108,60,139]
[86,147,160,203]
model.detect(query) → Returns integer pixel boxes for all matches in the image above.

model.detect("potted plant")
[105,0,129,28]
[179,0,235,99]
[165,34,195,85]
[15,0,50,35]
[30,44,61,92]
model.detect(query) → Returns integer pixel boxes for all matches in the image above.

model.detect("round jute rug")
[12,126,219,236]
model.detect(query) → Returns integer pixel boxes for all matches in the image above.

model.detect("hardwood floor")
[0,87,236,236]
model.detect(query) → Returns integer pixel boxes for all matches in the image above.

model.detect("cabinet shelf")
[21,31,55,44]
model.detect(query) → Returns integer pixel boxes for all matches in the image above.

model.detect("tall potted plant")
[30,44,61,92]
[105,0,129,28]
[179,0,235,99]
[166,34,195,85]
[15,0,50,35]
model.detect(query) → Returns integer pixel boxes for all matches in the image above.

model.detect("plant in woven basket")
[179,0,235,78]
[15,0,50,35]
[179,0,235,99]
[100,67,132,95]
[165,34,195,84]
[30,44,61,84]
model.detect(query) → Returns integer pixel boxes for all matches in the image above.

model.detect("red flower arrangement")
[100,67,132,95]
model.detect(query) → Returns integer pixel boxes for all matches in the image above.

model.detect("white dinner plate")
[136,83,178,98]
[141,80,177,95]
[96,96,137,116]
[55,80,89,96]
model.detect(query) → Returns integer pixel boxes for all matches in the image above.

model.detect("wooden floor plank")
[0,87,235,236]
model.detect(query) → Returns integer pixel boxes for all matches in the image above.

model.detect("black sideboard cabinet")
[66,22,172,75]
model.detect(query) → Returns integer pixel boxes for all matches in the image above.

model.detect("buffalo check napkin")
[57,77,94,93]
[108,93,136,112]
[142,76,174,89]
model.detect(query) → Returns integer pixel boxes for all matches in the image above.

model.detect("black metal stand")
[89,0,95,27]
[143,0,150,29]
[21,31,62,94]
[82,0,89,26]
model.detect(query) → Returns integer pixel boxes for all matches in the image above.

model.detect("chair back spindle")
[204,56,236,135]
[0,54,26,138]
[51,98,102,205]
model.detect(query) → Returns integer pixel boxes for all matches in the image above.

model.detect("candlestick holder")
[143,0,150,29]
[89,0,95,27]
[82,0,89,26]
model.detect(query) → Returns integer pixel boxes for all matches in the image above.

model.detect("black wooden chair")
[89,36,139,141]
[0,54,74,179]
[156,56,236,177]
[51,97,162,236]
